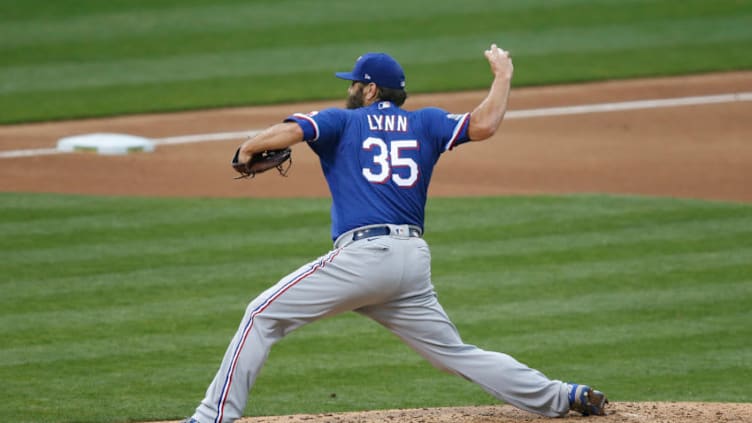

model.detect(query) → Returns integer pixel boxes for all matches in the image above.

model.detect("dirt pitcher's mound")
[228,402,750,423]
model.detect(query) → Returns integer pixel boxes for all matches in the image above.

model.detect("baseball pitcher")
[184,44,607,423]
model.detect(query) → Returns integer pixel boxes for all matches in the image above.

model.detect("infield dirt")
[233,402,751,422]
[2,73,750,422]
[1,72,751,203]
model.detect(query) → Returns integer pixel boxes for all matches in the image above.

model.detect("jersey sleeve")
[284,108,347,149]
[420,107,471,152]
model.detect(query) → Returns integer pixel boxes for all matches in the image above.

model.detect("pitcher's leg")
[193,249,350,423]
[193,310,276,423]
[193,241,401,423]
[359,294,570,417]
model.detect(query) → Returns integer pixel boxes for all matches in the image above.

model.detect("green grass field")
[1,193,751,422]
[2,1,752,422]
[1,0,751,123]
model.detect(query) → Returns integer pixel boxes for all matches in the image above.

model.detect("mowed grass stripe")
[2,1,746,62]
[3,14,750,95]
[2,0,751,122]
[0,226,328,264]
[3,225,748,297]
[448,272,750,321]
[5,317,747,403]
[4,194,746,250]
[12,274,739,365]
[4,265,745,350]
[428,199,752,238]
[251,311,752,376]
[0,0,580,46]
[3,262,748,355]
[438,260,752,304]
[2,194,747,259]
[0,259,300,303]
[4,36,749,123]
[4,248,749,318]
[1,193,751,421]
[0,258,305,307]
[4,218,748,281]
[438,237,752,273]
[430,219,752,260]
[0,0,703,50]
[0,196,328,236]
[0,197,705,248]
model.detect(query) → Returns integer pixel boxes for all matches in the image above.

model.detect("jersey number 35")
[361,137,419,188]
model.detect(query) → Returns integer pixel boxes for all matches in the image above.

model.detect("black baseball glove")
[231,147,292,179]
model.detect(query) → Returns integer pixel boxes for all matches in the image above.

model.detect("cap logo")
[364,73,371,80]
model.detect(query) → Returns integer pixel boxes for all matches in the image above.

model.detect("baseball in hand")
[491,44,509,57]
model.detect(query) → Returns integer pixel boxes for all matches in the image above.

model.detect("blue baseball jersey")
[285,101,471,240]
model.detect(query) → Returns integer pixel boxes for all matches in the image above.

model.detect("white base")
[57,133,155,155]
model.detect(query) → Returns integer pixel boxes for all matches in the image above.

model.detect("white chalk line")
[0,130,261,159]
[506,92,752,118]
[2,91,751,159]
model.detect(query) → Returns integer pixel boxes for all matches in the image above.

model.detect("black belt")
[352,226,422,242]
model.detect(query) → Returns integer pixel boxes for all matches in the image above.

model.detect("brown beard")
[346,85,365,109]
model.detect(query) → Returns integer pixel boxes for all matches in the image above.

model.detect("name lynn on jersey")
[367,114,408,132]
[303,106,409,133]
[367,112,465,132]
[302,105,463,133]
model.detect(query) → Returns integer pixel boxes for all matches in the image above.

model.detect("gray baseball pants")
[192,224,570,423]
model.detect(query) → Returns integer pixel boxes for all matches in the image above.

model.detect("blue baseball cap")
[335,52,406,90]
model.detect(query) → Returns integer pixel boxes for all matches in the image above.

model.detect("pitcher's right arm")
[467,44,514,141]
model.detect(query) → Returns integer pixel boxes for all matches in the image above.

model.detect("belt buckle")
[352,226,389,242]
[392,225,413,239]
[353,229,367,240]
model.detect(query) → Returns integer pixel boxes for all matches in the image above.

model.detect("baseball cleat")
[568,383,608,416]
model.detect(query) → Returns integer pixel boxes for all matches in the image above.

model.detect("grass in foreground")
[0,193,750,422]
[1,0,751,123]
